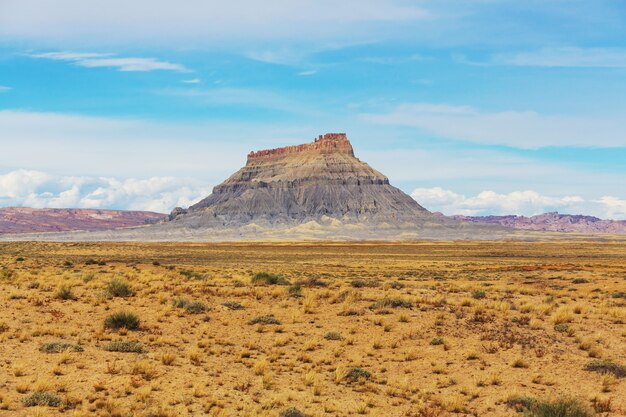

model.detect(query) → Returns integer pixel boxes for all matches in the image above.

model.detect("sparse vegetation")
[472,289,487,299]
[55,284,76,300]
[584,360,625,378]
[507,396,592,417]
[370,297,412,309]
[280,407,308,417]
[0,241,625,416]
[105,340,144,353]
[104,311,140,330]
[104,277,134,298]
[22,392,62,407]
[248,315,281,325]
[251,272,289,285]
[324,331,342,340]
[40,341,84,353]
[344,367,372,382]
[223,300,244,310]
[172,297,207,314]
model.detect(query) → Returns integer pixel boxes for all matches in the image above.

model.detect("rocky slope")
[446,212,626,234]
[0,207,165,234]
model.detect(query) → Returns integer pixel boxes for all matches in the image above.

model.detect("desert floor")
[0,241,624,417]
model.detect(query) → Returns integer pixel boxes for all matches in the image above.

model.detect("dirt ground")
[0,241,624,417]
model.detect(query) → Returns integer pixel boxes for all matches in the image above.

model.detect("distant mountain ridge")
[0,207,165,234]
[442,212,626,234]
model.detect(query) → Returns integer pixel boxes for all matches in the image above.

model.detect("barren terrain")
[0,241,624,417]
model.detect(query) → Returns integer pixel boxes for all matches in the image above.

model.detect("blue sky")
[1,0,625,218]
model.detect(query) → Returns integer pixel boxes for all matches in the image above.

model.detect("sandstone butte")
[168,132,431,225]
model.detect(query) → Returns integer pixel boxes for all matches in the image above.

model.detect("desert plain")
[0,241,624,417]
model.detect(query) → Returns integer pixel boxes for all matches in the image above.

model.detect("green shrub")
[527,399,592,417]
[179,269,209,280]
[248,315,281,325]
[584,360,625,378]
[105,278,134,298]
[172,297,207,314]
[572,278,589,284]
[22,392,62,407]
[105,340,144,353]
[62,260,73,268]
[297,276,328,287]
[40,341,84,353]
[104,312,140,331]
[251,272,289,285]
[223,301,244,310]
[344,367,371,382]
[472,290,487,299]
[370,297,412,310]
[554,323,569,333]
[279,407,307,417]
[184,301,207,314]
[324,331,342,341]
[0,267,15,280]
[288,284,302,297]
[350,279,379,288]
[507,396,592,417]
[506,395,537,411]
[15,257,25,262]
[611,291,625,299]
[430,337,444,345]
[85,259,98,265]
[389,281,405,289]
[56,285,76,300]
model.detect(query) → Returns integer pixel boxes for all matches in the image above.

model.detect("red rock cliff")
[247,133,354,161]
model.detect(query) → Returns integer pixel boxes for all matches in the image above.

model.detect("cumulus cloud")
[0,169,211,213]
[411,187,626,220]
[30,51,188,72]
[362,103,626,148]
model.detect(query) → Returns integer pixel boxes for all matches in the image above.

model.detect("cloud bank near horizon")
[411,187,626,220]
[0,169,210,213]
[1,169,625,220]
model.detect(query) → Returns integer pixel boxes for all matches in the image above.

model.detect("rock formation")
[167,133,431,227]
[0,207,165,234]
[446,212,626,234]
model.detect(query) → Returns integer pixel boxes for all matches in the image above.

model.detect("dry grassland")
[0,241,624,417]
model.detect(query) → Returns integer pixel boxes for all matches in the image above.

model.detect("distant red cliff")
[247,133,354,161]
[0,207,166,234]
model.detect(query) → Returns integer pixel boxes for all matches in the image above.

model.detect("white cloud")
[30,51,188,72]
[0,169,211,213]
[298,70,318,76]
[362,103,626,148]
[182,78,201,84]
[0,86,11,92]
[410,187,626,219]
[0,0,430,43]
[494,47,626,68]
[0,109,315,179]
[31,52,113,60]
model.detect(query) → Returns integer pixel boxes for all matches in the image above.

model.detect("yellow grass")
[0,241,624,416]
